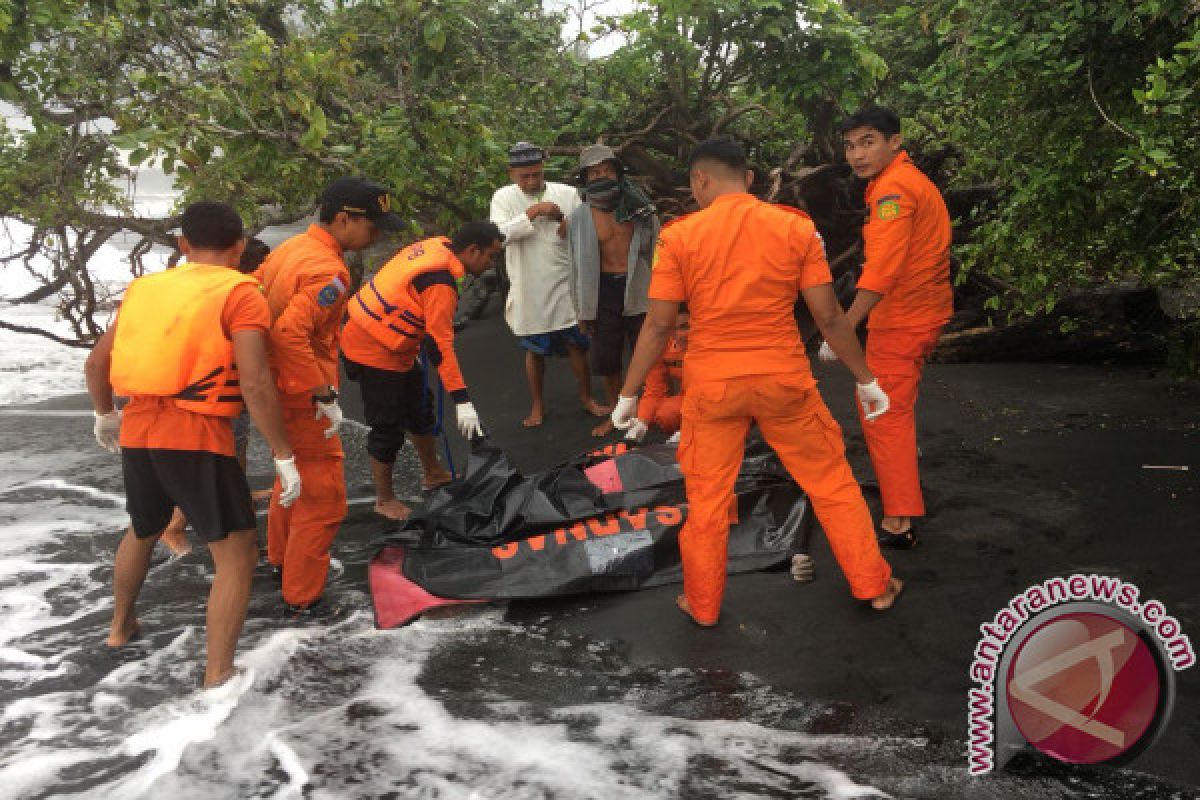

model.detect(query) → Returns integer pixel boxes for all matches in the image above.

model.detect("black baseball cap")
[319,177,405,231]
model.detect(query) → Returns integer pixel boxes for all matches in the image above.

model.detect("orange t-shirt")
[255,225,351,407]
[119,283,271,456]
[648,193,831,387]
[857,151,953,330]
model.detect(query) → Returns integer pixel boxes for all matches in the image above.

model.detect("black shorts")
[344,358,436,464]
[122,448,255,541]
[592,273,645,377]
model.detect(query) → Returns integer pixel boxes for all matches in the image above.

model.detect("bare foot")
[374,498,413,521]
[870,577,905,611]
[523,411,544,428]
[581,399,612,418]
[675,594,718,627]
[203,666,241,689]
[421,469,453,491]
[105,621,140,648]
[159,527,191,557]
[591,419,614,437]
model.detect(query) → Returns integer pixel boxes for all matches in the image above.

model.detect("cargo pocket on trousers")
[812,402,847,457]
[678,381,728,474]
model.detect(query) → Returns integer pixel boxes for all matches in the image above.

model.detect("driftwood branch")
[0,317,92,348]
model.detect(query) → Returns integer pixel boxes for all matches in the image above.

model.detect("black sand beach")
[2,291,1197,797]
[411,293,1200,790]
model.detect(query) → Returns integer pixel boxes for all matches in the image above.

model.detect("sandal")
[876,526,919,550]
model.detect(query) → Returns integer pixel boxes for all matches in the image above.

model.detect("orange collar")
[867,151,911,193]
[306,224,344,258]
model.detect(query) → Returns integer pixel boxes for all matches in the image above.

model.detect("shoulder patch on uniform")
[317,275,347,307]
[876,197,902,221]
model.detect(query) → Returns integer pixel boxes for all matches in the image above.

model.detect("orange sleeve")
[637,357,669,421]
[418,278,469,401]
[271,268,348,395]
[793,221,833,289]
[221,283,271,337]
[857,179,915,297]
[647,229,685,302]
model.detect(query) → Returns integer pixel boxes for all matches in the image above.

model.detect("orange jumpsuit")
[856,151,953,519]
[650,194,892,624]
[636,335,684,434]
[256,225,351,608]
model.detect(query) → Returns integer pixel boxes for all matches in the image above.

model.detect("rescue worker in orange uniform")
[623,310,689,442]
[84,201,301,687]
[341,222,506,520]
[257,177,404,615]
[611,136,904,626]
[818,108,953,549]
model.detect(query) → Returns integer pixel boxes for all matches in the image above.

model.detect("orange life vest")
[346,237,463,350]
[110,263,258,417]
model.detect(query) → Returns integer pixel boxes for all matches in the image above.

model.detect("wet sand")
[3,291,1196,796]
[378,293,1200,789]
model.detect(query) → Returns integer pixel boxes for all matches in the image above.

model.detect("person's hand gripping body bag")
[609,394,639,432]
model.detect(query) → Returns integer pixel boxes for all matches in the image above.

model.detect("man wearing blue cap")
[490,141,608,427]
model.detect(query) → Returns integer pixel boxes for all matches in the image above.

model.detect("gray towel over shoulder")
[566,202,659,321]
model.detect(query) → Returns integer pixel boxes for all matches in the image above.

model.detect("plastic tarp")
[369,438,808,629]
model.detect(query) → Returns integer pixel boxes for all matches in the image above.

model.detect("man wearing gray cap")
[566,144,660,436]
[490,141,608,427]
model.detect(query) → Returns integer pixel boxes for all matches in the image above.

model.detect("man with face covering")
[566,144,660,437]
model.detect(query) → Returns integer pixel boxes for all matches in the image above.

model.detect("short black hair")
[450,221,505,253]
[688,135,747,172]
[238,237,270,273]
[840,107,901,137]
[180,201,244,250]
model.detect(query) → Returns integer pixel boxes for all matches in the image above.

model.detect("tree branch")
[711,103,772,136]
[0,317,91,348]
[1087,65,1137,141]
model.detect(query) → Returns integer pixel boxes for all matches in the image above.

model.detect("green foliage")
[872,0,1200,314]
[1,0,1198,344]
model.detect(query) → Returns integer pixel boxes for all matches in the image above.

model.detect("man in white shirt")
[490,141,609,427]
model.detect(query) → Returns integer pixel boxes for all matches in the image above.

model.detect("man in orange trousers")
[257,177,404,616]
[611,136,903,626]
[819,108,953,549]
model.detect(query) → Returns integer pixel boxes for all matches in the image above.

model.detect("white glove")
[610,395,638,430]
[314,400,343,439]
[624,418,649,442]
[856,379,890,421]
[817,340,839,364]
[93,410,122,453]
[456,402,483,439]
[274,456,302,508]
[666,431,681,445]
